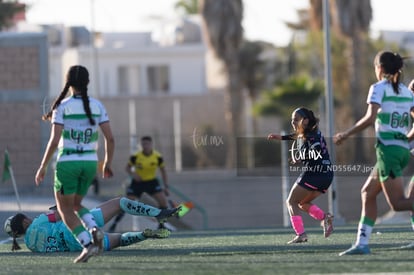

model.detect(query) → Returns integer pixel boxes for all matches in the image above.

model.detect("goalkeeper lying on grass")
[4,197,180,253]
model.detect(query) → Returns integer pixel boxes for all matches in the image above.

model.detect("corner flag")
[2,149,21,210]
[2,149,11,183]
[177,202,194,218]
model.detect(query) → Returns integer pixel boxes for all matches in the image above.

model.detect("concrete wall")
[0,90,228,194]
[162,172,392,230]
[0,33,49,189]
[98,93,228,187]
[95,169,394,231]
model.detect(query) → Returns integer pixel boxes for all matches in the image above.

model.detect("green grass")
[1,225,414,274]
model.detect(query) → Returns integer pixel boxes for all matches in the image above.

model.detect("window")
[147,65,169,93]
[117,66,129,95]
[117,66,140,95]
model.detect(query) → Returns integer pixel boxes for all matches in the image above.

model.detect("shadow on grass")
[172,224,411,239]
[109,243,349,257]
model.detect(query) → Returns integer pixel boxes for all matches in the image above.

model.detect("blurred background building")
[1,1,414,232]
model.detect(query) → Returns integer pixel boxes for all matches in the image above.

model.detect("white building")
[17,16,222,98]
[379,30,414,55]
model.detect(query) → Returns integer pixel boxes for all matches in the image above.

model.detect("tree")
[0,0,25,31]
[329,0,372,162]
[303,0,372,163]
[239,41,264,102]
[199,0,244,168]
[253,75,324,130]
[288,1,372,120]
[330,0,372,121]
[175,0,199,15]
[238,40,268,135]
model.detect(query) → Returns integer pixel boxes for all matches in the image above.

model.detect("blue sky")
[19,0,414,46]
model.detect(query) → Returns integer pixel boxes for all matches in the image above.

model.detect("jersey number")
[70,128,93,144]
[390,112,409,128]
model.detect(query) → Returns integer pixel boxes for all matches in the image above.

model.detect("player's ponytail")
[42,65,95,125]
[8,213,26,251]
[303,108,319,137]
[80,86,95,126]
[71,65,95,125]
[11,232,21,251]
[375,51,404,94]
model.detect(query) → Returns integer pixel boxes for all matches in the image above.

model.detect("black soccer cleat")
[155,206,181,222]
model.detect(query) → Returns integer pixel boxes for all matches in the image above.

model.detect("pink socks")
[308,204,325,221]
[291,205,325,235]
[290,215,305,235]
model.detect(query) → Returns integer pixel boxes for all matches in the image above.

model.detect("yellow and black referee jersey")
[129,150,165,181]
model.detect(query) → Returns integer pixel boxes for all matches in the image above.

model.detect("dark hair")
[9,213,27,251]
[374,51,404,94]
[42,65,95,125]
[141,136,152,142]
[293,107,319,138]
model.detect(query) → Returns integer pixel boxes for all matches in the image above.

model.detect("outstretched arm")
[268,133,294,140]
[334,103,379,145]
[267,133,282,140]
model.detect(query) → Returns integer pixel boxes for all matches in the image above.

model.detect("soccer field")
[1,225,414,275]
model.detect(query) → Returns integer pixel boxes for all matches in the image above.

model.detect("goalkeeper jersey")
[24,209,104,253]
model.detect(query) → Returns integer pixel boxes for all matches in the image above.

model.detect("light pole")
[90,0,100,97]
[322,0,342,223]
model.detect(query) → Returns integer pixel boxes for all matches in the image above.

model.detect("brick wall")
[0,46,40,90]
[0,33,48,192]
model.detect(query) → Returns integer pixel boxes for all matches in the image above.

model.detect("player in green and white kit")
[4,197,180,253]
[400,79,414,249]
[334,51,414,255]
[35,65,115,263]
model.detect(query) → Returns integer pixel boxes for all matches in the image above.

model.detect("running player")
[35,65,115,263]
[268,107,334,244]
[334,51,414,255]
[4,197,180,254]
[400,79,414,249]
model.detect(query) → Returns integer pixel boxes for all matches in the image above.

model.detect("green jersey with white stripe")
[367,79,414,149]
[51,95,109,162]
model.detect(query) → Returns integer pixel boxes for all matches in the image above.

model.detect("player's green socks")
[120,232,146,246]
[120,197,161,217]
[355,216,375,245]
[72,225,92,247]
[411,214,414,231]
[77,207,98,230]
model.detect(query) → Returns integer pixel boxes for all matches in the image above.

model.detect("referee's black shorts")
[126,178,163,197]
